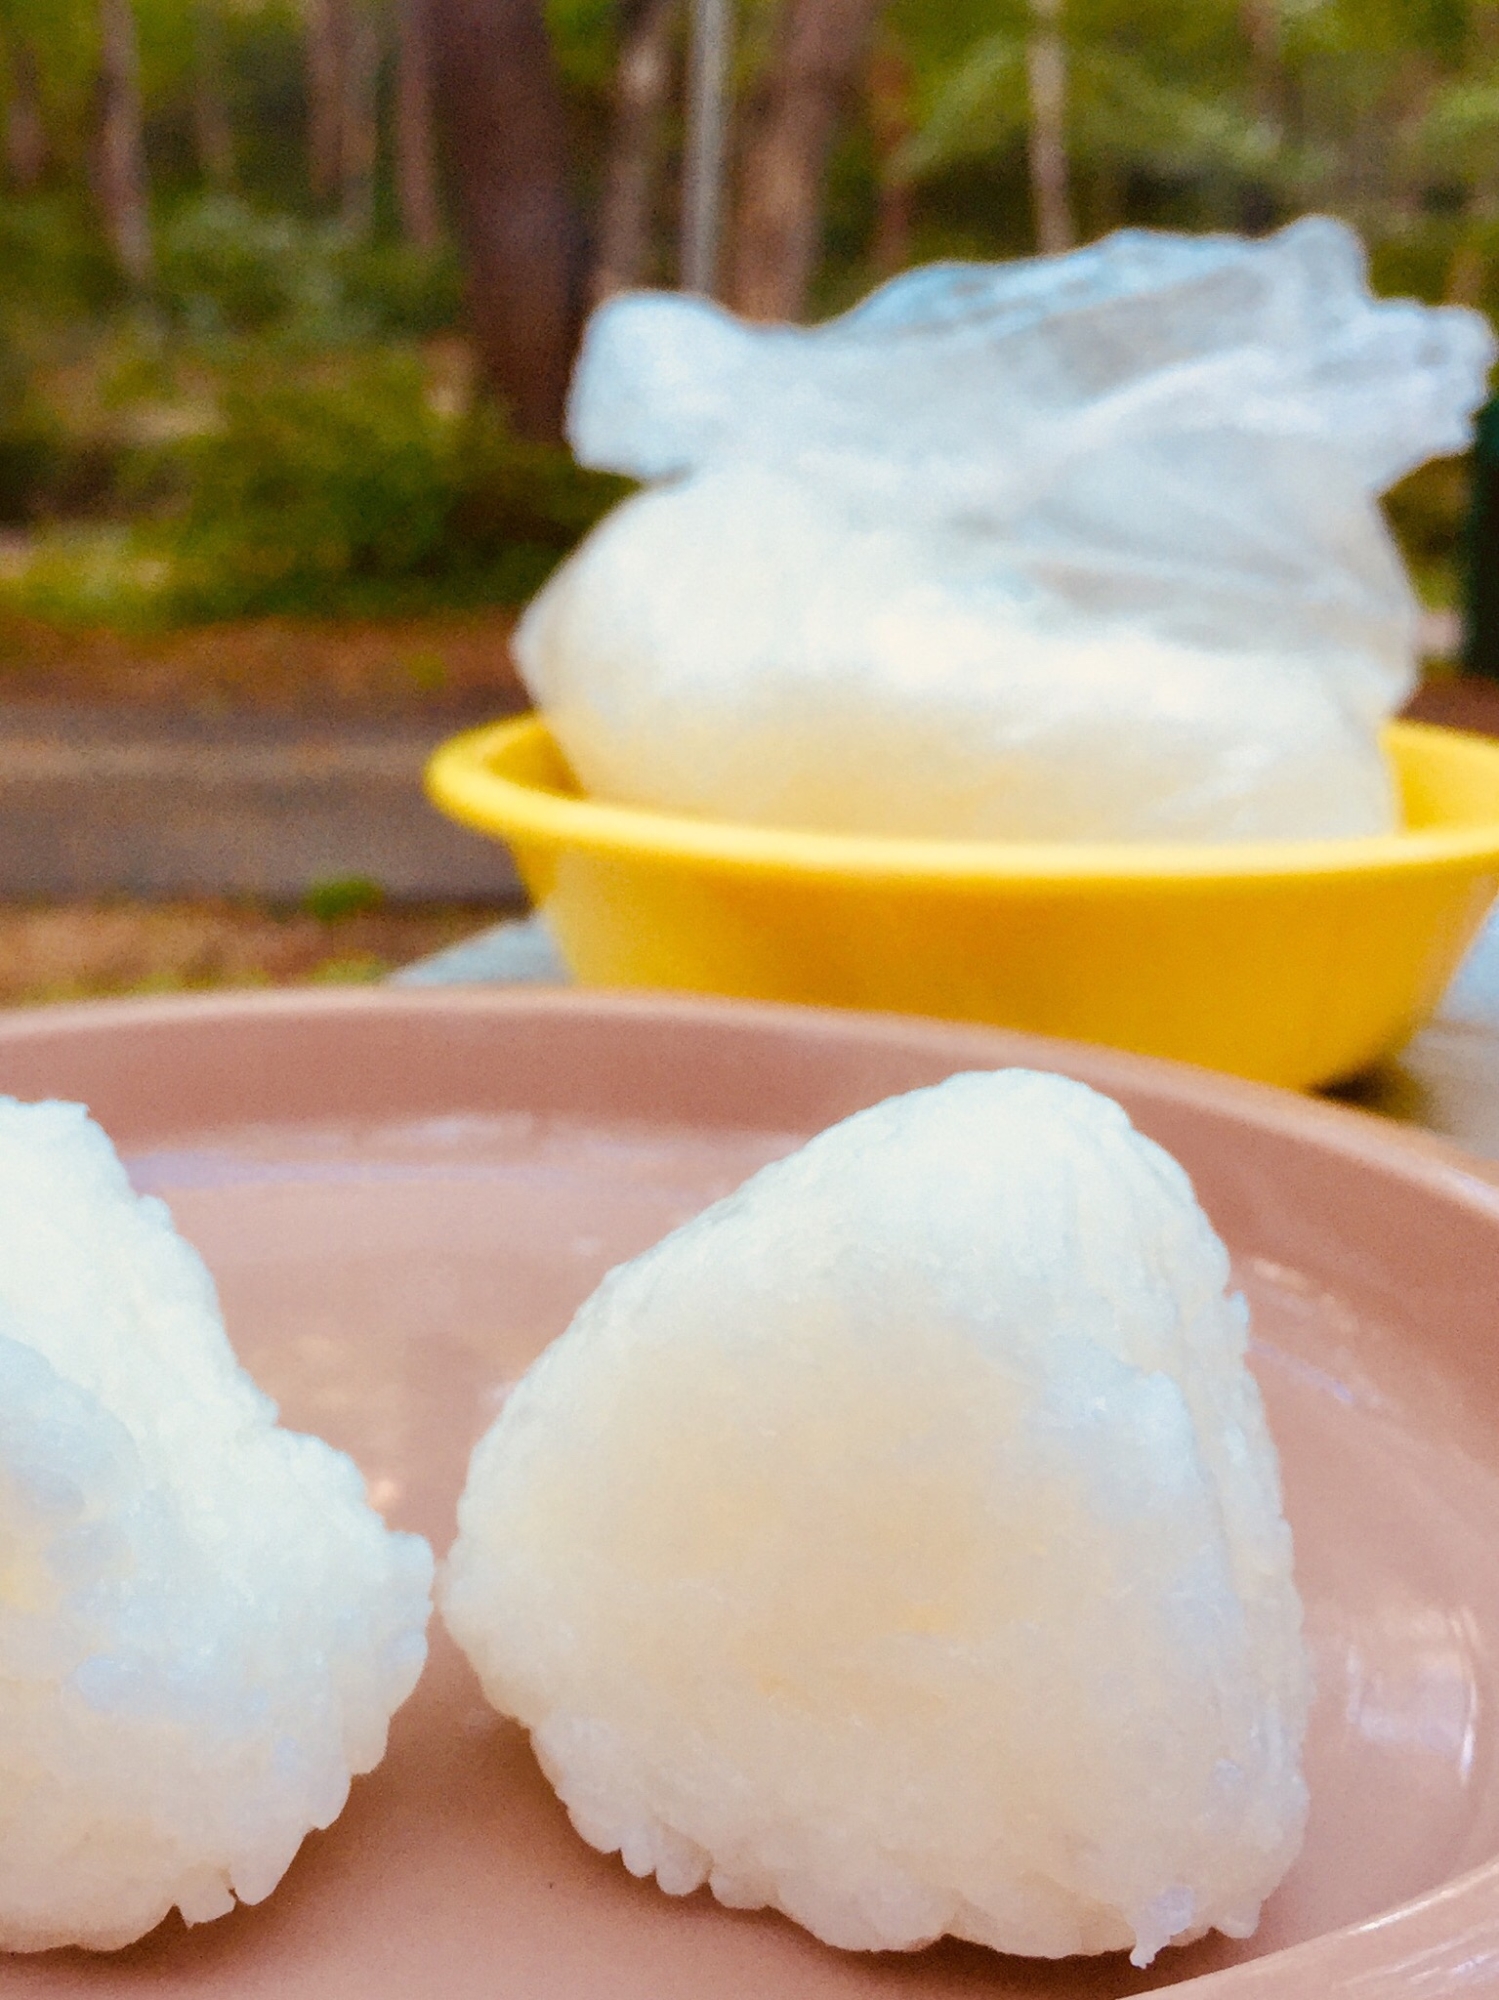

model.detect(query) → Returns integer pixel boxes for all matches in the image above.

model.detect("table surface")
[1335,910,1499,1156]
[1327,677,1499,1155]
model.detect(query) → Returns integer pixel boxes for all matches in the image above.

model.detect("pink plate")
[1,988,1499,1998]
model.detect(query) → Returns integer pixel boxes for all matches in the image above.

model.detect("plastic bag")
[516,218,1495,844]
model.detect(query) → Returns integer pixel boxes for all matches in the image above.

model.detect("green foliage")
[167,354,454,606]
[899,2,1274,191]
[216,0,315,210]
[0,354,65,526]
[1385,454,1472,603]
[1368,221,1468,306]
[134,352,630,622]
[5,0,1499,645]
[158,196,463,344]
[158,199,343,338]
[305,953,389,983]
[448,401,638,550]
[544,0,618,94]
[0,195,120,323]
[0,527,175,627]
[887,0,1499,257]
[301,874,385,919]
[0,313,133,524]
[898,33,1028,181]
[340,240,465,341]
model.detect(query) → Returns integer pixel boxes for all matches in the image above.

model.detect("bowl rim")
[427,716,1499,887]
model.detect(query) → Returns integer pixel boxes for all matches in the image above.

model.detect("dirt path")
[0,700,523,900]
[0,607,530,900]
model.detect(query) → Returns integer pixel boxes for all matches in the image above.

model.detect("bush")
[0,527,175,628]
[158,196,465,346]
[0,351,67,525]
[150,351,630,621]
[0,195,119,324]
[339,239,466,340]
[0,323,124,527]
[1385,454,1472,608]
[159,198,346,340]
[301,875,385,919]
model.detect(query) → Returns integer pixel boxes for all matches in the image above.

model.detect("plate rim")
[2,983,1495,1212]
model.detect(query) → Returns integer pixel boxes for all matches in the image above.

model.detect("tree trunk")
[98,0,151,282]
[1025,0,1072,254]
[1384,55,1435,234]
[680,0,731,293]
[1088,156,1126,236]
[193,0,235,189]
[3,32,47,190]
[306,0,379,232]
[1237,0,1281,231]
[396,0,442,248]
[729,0,883,322]
[867,32,912,279]
[1448,8,1499,305]
[429,0,582,441]
[592,0,677,301]
[305,0,347,203]
[1241,0,1280,131]
[340,0,379,234]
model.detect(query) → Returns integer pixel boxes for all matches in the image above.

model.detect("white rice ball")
[444,1070,1309,1968]
[516,223,1497,846]
[517,465,1403,845]
[0,1098,434,1952]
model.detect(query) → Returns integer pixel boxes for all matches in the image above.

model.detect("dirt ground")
[0,897,502,1006]
[0,607,524,1002]
[0,607,527,716]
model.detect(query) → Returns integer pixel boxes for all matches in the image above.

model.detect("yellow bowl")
[427,715,1499,1089]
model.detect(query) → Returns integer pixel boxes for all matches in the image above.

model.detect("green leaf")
[898,33,1029,180]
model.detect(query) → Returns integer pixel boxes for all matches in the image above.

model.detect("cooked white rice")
[444,1069,1309,1967]
[0,1098,433,1951]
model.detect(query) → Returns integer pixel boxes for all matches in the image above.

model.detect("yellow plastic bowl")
[427,714,1499,1089]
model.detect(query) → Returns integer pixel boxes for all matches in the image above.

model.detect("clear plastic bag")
[517,218,1495,843]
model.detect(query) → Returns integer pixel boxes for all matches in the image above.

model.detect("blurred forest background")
[0,0,1494,637]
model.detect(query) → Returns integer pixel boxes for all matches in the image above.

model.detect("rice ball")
[443,1069,1309,1968]
[0,1098,434,1952]
[517,465,1404,845]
